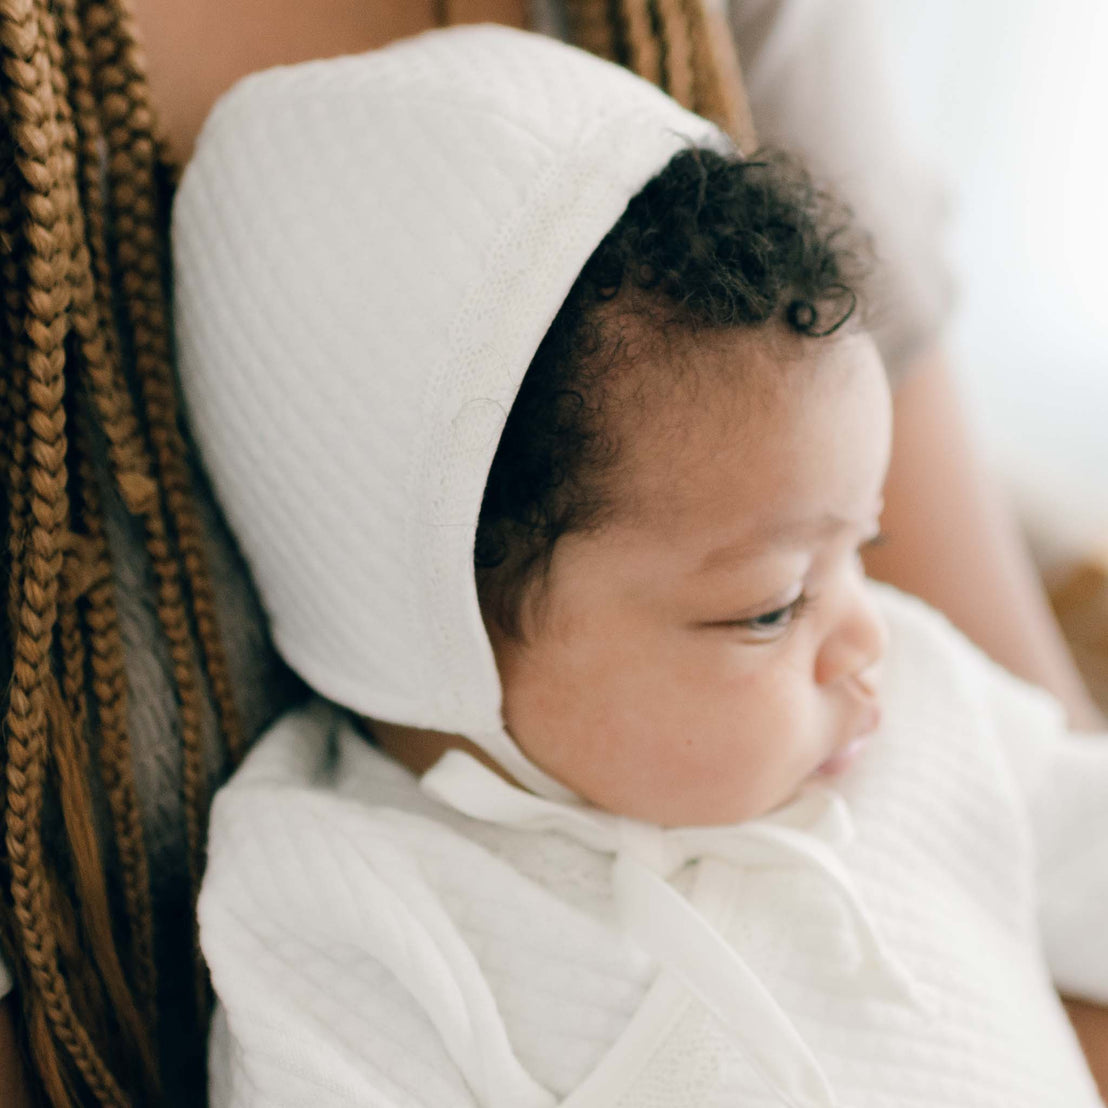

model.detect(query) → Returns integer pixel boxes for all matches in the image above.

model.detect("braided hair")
[565,0,757,147]
[0,0,753,1103]
[1,0,244,1102]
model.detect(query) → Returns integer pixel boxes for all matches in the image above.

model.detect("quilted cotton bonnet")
[172,25,724,796]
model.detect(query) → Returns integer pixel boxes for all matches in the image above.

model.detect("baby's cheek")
[671,643,765,724]
[498,635,625,777]
[710,669,813,770]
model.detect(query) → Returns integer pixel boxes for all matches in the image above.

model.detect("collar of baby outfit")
[172,25,723,799]
[422,748,935,1108]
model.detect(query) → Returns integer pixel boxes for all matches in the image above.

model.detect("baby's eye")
[720,593,809,639]
[751,605,795,628]
[748,593,806,628]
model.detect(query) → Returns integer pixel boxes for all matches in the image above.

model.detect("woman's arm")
[1066,998,1108,1102]
[863,345,1108,1096]
[863,344,1106,731]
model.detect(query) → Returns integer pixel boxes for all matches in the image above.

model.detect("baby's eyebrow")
[696,511,875,574]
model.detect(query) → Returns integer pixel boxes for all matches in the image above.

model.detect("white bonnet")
[172,25,725,795]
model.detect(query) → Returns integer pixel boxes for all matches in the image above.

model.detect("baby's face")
[487,328,893,826]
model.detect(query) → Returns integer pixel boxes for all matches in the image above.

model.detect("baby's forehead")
[603,318,820,454]
[599,324,885,532]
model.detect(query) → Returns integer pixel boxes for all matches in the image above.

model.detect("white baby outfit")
[199,587,1108,1107]
[171,26,1108,1107]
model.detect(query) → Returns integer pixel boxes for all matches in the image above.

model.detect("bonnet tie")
[422,748,932,1108]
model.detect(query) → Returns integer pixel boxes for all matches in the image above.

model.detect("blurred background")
[876,0,1108,560]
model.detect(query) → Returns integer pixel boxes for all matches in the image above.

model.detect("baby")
[173,26,1108,1108]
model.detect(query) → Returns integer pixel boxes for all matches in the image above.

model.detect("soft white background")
[878,0,1108,555]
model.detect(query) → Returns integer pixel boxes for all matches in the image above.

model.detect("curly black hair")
[475,146,871,636]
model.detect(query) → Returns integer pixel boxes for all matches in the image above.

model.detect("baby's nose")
[815,587,889,687]
[854,596,890,674]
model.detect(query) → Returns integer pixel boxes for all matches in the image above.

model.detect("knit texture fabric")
[200,584,1108,1107]
[172,26,721,768]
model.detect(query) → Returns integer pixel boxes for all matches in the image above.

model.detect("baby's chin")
[598,768,841,829]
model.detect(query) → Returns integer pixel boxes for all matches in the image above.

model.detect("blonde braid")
[54,0,160,1024]
[3,336,31,629]
[654,0,693,106]
[44,0,157,1090]
[563,0,617,60]
[0,82,23,431]
[75,0,261,1025]
[564,0,757,148]
[80,7,207,913]
[3,0,250,1099]
[82,0,245,774]
[57,0,159,516]
[74,402,159,1027]
[79,21,243,981]
[0,1,765,1104]
[0,0,134,1100]
[47,634,159,1099]
[615,0,660,84]
[1,82,31,621]
[681,0,757,147]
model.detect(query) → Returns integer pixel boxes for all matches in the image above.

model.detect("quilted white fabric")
[200,584,1108,1107]
[176,22,1108,1106]
[171,25,721,795]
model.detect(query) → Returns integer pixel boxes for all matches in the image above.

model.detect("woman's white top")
[200,585,1108,1107]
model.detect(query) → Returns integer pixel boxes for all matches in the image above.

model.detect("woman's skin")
[134,0,527,168]
[866,344,1108,1098]
[4,0,1105,1102]
[864,344,1107,733]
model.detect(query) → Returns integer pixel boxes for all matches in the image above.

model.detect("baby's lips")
[817,703,881,777]
[816,736,868,776]
[855,701,883,737]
